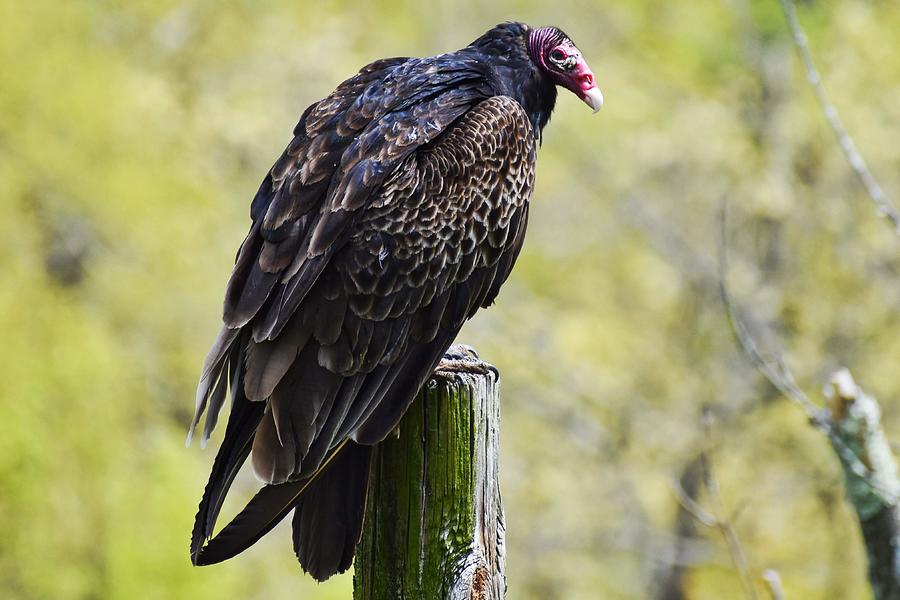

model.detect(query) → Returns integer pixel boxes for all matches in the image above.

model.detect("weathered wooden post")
[353,345,506,600]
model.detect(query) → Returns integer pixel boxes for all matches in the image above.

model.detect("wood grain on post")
[353,345,506,600]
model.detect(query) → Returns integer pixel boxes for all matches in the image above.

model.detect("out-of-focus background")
[2,0,899,598]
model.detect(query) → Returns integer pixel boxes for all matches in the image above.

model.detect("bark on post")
[353,345,506,600]
[825,369,900,600]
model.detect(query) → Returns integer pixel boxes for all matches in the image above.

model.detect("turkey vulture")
[188,21,601,581]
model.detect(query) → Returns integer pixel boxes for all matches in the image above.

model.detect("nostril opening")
[580,73,594,87]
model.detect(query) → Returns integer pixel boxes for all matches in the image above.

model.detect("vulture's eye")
[548,47,577,71]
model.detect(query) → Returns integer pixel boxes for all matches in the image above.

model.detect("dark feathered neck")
[467,22,557,139]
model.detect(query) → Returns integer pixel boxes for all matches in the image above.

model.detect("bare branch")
[701,417,759,600]
[671,467,760,600]
[778,0,900,235]
[657,456,712,600]
[762,569,786,600]
[718,200,890,494]
[716,200,827,428]
[672,477,717,529]
[671,411,761,600]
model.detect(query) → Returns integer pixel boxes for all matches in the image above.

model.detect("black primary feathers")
[189,21,569,581]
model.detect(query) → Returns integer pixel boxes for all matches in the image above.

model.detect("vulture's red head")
[527,27,603,112]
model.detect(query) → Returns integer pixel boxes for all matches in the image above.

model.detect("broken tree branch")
[824,370,900,600]
[718,201,900,598]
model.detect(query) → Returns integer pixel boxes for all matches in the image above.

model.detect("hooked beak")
[582,87,604,113]
[570,56,603,113]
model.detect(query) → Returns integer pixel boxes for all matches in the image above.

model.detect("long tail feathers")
[189,328,372,579]
[189,384,265,563]
[292,441,372,581]
[193,476,313,566]
[192,439,362,574]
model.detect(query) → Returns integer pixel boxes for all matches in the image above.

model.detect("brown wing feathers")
[190,72,535,579]
[190,331,265,563]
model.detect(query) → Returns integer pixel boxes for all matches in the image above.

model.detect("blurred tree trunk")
[353,345,505,600]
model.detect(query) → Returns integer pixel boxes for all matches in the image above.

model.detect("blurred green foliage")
[2,0,899,598]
